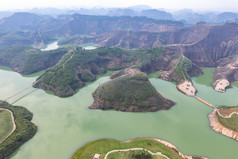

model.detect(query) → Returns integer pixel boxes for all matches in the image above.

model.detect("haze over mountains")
[0,6,238,25]
[0,6,238,96]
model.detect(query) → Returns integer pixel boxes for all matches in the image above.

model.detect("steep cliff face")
[89,69,175,112]
[161,22,211,45]
[184,23,238,67]
[98,31,163,49]
[76,23,210,49]
[44,14,184,37]
[209,108,238,142]
[213,55,238,87]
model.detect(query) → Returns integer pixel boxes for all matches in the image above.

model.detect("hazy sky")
[0,0,237,12]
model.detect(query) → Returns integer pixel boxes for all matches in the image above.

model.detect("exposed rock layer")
[209,110,238,141]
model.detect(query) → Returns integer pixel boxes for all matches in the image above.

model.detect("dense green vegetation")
[130,47,165,69]
[72,138,202,159]
[0,101,37,159]
[90,71,174,111]
[107,150,162,159]
[36,47,166,97]
[0,46,70,74]
[172,56,192,84]
[217,112,238,132]
[0,109,14,142]
[96,73,153,104]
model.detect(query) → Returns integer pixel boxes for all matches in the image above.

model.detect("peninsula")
[72,138,207,159]
[209,106,238,141]
[0,101,37,159]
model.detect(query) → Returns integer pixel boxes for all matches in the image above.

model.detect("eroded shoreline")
[208,110,238,141]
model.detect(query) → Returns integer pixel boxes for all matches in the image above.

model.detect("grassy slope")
[94,73,171,109]
[0,102,37,159]
[96,73,151,102]
[173,56,192,84]
[72,138,184,159]
[217,112,238,132]
[107,150,165,159]
[0,109,13,142]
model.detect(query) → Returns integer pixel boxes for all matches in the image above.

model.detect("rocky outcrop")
[161,22,211,45]
[184,23,238,67]
[212,54,238,92]
[98,31,163,49]
[77,23,210,49]
[208,110,238,141]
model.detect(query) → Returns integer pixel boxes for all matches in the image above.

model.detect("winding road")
[104,148,169,159]
[179,55,186,81]
[216,109,238,118]
[0,108,16,144]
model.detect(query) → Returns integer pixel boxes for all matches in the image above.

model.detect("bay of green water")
[0,68,237,159]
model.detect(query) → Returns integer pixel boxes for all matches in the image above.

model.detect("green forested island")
[90,69,175,112]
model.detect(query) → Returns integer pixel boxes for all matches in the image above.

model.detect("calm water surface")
[0,68,237,159]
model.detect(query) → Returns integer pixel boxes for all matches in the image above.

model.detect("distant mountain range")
[0,6,238,25]
[0,12,183,46]
[0,10,237,50]
[0,8,238,96]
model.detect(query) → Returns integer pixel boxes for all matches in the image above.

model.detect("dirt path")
[179,55,186,81]
[104,148,169,159]
[0,108,16,144]
[216,110,238,118]
[63,53,74,69]
[178,45,187,81]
